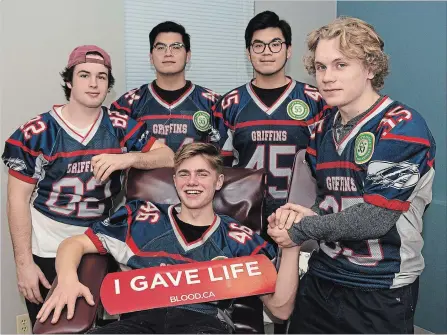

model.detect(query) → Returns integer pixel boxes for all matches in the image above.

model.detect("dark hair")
[245,11,292,49]
[60,52,115,100]
[149,21,191,53]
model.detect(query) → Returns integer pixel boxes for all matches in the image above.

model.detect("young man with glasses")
[213,11,329,235]
[111,21,221,152]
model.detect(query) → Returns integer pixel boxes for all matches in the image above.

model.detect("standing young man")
[36,143,301,334]
[2,45,174,326]
[268,17,436,333]
[111,21,221,152]
[213,11,328,231]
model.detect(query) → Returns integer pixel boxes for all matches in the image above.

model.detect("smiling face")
[314,37,375,110]
[68,54,109,108]
[247,27,291,77]
[173,155,224,211]
[150,32,190,76]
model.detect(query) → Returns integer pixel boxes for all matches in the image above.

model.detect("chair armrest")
[33,254,109,334]
[232,296,265,333]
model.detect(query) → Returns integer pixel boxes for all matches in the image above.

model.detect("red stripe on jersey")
[8,169,37,184]
[112,101,131,114]
[316,161,361,171]
[381,133,431,147]
[364,194,410,211]
[138,115,194,121]
[120,121,144,147]
[6,139,47,158]
[236,119,307,129]
[306,147,317,157]
[250,241,268,256]
[136,250,197,263]
[142,136,156,153]
[6,139,122,160]
[427,158,435,167]
[305,105,331,125]
[213,111,223,119]
[51,148,122,160]
[124,205,197,263]
[220,150,234,157]
[85,228,108,255]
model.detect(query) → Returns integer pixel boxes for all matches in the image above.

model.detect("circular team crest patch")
[287,99,310,120]
[354,132,375,164]
[193,111,211,132]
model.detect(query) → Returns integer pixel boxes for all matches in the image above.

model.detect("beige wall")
[0,0,125,332]
[0,1,336,332]
[255,1,337,85]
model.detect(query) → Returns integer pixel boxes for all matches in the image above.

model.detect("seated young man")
[36,143,300,334]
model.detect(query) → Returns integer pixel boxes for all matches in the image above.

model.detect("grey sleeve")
[287,202,402,246]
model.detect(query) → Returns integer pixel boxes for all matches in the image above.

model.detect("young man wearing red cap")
[2,45,174,326]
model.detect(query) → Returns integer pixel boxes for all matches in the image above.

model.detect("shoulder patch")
[287,99,309,120]
[355,132,375,164]
[366,160,420,189]
[193,111,211,132]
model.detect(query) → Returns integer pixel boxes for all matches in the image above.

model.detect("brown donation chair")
[34,167,268,334]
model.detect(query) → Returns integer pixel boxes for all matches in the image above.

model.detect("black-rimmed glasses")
[251,40,286,54]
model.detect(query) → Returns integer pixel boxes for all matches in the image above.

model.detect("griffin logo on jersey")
[366,161,420,189]
[287,99,309,120]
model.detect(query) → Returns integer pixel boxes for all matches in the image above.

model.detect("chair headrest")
[126,167,266,231]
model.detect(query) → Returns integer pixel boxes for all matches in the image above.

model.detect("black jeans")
[25,255,57,328]
[289,273,419,334]
[87,307,233,334]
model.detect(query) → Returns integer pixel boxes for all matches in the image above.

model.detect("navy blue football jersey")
[110,82,221,152]
[86,200,276,314]
[2,106,156,227]
[213,80,329,217]
[305,96,436,289]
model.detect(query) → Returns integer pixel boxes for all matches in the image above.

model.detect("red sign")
[100,255,277,315]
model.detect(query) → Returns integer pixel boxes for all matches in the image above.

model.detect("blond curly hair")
[304,16,389,91]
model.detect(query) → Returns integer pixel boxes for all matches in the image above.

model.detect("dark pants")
[25,255,57,328]
[87,308,233,334]
[289,273,419,334]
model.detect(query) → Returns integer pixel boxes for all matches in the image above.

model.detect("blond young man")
[268,17,436,333]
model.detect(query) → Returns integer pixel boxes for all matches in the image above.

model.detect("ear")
[286,44,292,59]
[186,50,191,63]
[173,174,177,189]
[215,174,224,191]
[67,81,72,89]
[366,68,375,80]
[149,52,154,65]
[246,48,252,62]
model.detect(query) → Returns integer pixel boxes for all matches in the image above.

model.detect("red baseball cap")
[67,45,112,70]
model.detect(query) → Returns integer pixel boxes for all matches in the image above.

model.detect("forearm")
[126,147,174,169]
[262,246,300,320]
[7,199,33,265]
[7,176,34,266]
[288,203,402,245]
[55,235,95,281]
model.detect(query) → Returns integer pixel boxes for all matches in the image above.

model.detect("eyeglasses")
[153,42,185,54]
[251,40,286,54]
